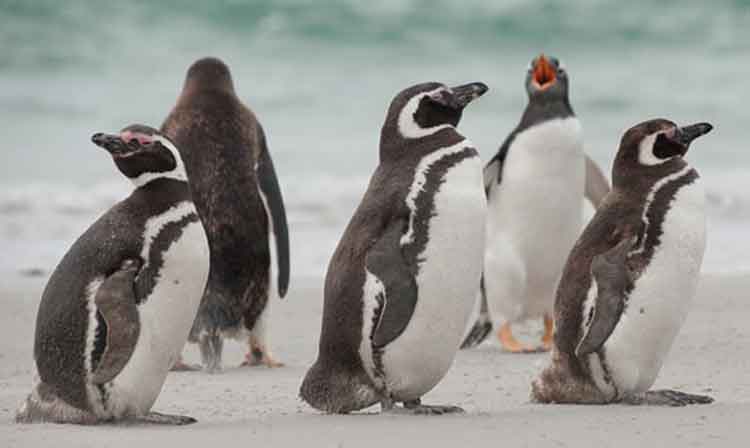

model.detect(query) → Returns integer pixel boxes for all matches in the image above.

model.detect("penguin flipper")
[366,218,418,348]
[575,237,636,359]
[256,126,290,298]
[460,276,492,349]
[584,154,610,208]
[90,259,142,385]
[483,155,502,194]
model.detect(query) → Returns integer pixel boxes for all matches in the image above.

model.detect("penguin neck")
[379,126,465,163]
[177,83,238,110]
[132,177,191,203]
[519,96,575,129]
[612,157,689,193]
[130,169,187,189]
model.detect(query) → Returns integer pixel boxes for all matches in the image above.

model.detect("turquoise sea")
[1,0,749,278]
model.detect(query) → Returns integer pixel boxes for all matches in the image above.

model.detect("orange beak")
[532,54,556,90]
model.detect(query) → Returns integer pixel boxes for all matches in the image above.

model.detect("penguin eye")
[653,133,686,159]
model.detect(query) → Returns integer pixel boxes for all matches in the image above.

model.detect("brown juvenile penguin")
[162,57,290,372]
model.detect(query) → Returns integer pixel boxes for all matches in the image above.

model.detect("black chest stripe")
[401,147,477,270]
[136,212,200,302]
[634,169,699,271]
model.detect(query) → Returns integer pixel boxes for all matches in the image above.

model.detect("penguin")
[531,118,714,406]
[161,57,290,372]
[461,54,610,351]
[16,125,209,424]
[300,81,488,414]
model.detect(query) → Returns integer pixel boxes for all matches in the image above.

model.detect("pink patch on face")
[663,126,677,139]
[120,131,154,145]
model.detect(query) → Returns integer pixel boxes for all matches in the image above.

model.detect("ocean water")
[1,0,749,281]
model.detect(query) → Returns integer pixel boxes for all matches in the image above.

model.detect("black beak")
[450,82,489,108]
[676,122,713,147]
[91,133,132,156]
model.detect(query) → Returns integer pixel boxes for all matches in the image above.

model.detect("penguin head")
[182,57,236,96]
[380,81,488,158]
[92,124,187,187]
[525,54,569,103]
[612,118,713,187]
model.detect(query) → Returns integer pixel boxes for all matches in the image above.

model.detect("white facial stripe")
[398,88,453,139]
[130,135,188,187]
[638,131,671,166]
[401,139,471,245]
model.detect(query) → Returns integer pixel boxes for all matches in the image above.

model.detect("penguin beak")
[92,133,137,157]
[532,54,556,90]
[676,122,713,147]
[449,82,489,108]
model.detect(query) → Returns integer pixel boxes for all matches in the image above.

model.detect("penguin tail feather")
[193,287,244,335]
[299,360,379,414]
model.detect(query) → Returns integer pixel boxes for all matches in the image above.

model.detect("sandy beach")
[0,272,748,447]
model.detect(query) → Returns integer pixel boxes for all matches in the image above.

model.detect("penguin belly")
[592,179,706,397]
[486,118,585,322]
[103,218,209,417]
[379,156,486,401]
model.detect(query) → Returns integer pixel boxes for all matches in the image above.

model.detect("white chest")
[590,176,706,396]
[368,145,486,400]
[488,117,585,248]
[485,118,585,318]
[101,202,209,416]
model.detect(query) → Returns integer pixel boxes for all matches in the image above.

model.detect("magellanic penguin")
[161,57,290,372]
[16,125,209,424]
[531,119,714,406]
[461,54,610,352]
[300,81,488,414]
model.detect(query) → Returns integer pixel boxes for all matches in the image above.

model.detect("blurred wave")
[1,0,749,277]
[2,0,749,72]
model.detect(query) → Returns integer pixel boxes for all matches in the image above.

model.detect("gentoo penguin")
[531,119,714,406]
[161,57,290,372]
[16,125,209,424]
[461,54,610,351]
[300,81,488,414]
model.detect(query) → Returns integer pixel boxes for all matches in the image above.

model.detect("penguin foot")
[540,314,554,352]
[133,412,197,425]
[621,390,714,407]
[461,315,492,349]
[498,322,539,353]
[170,355,201,372]
[381,398,464,415]
[198,332,223,374]
[240,348,285,368]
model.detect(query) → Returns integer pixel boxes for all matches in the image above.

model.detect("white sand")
[1,273,749,447]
